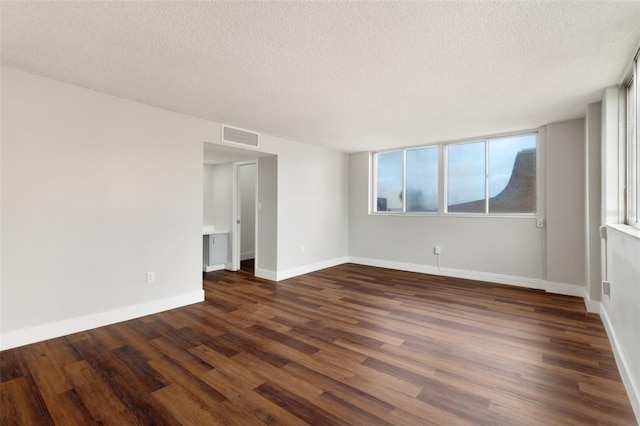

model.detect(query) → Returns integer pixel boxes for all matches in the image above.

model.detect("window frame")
[372,149,406,214]
[371,130,538,217]
[624,49,640,229]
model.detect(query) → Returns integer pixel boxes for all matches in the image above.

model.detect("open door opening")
[232,161,257,273]
[203,142,277,280]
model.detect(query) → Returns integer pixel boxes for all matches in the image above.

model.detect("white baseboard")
[276,257,349,281]
[600,305,640,422]
[0,290,204,351]
[255,267,277,281]
[543,280,585,298]
[582,290,601,314]
[203,264,226,272]
[240,252,255,261]
[347,257,590,299]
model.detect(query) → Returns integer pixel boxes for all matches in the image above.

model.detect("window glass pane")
[375,151,402,212]
[406,147,438,212]
[636,64,640,225]
[447,141,485,213]
[489,134,537,213]
[628,75,638,225]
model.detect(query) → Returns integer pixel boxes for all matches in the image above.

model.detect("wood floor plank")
[43,389,96,426]
[0,262,636,424]
[151,383,229,425]
[63,360,138,424]
[254,381,351,426]
[1,375,54,425]
[204,369,309,426]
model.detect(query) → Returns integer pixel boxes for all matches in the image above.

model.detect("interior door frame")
[231,160,258,272]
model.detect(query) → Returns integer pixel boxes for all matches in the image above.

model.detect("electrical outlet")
[602,280,610,296]
[301,245,305,254]
[146,272,155,284]
[434,246,442,255]
[536,218,545,228]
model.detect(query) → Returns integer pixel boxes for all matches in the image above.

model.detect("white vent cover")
[222,125,259,147]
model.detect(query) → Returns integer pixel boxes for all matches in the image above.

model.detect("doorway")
[233,162,257,272]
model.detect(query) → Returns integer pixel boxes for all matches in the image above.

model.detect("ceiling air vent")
[222,125,260,147]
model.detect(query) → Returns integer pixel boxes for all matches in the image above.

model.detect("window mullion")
[372,153,378,213]
[485,139,490,214]
[402,150,407,213]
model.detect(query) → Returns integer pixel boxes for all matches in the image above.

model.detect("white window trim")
[624,49,640,229]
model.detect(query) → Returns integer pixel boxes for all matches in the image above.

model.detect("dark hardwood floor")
[1,263,636,425]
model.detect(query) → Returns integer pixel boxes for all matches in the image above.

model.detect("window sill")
[607,223,640,240]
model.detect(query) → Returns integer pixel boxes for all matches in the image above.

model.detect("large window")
[625,50,639,228]
[372,132,537,215]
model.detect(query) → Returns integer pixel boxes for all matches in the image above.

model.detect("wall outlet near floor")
[146,272,156,284]
[434,246,442,255]
[602,280,611,296]
[300,245,305,254]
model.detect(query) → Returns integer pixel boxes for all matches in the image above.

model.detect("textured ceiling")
[2,1,640,152]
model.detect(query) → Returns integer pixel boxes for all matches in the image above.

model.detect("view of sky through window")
[406,147,438,212]
[489,134,537,197]
[375,133,536,214]
[447,141,485,211]
[376,151,402,211]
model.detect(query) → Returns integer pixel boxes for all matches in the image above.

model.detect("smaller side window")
[374,151,403,212]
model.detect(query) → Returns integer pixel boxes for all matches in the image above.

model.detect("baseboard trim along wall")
[203,264,226,272]
[600,305,640,422]
[240,252,255,261]
[582,290,602,314]
[348,256,588,297]
[276,257,350,281]
[0,290,205,351]
[255,267,277,281]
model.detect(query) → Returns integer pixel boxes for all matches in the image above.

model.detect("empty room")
[1,2,639,424]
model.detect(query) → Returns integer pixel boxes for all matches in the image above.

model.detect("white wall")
[256,156,278,276]
[1,67,209,348]
[203,164,215,227]
[545,119,586,289]
[585,102,602,305]
[239,163,256,260]
[200,140,349,280]
[349,120,587,296]
[1,67,349,349]
[348,152,543,285]
[270,139,350,279]
[210,163,233,232]
[601,226,640,420]
[599,86,640,419]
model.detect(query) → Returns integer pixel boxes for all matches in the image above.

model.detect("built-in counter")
[203,228,229,272]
